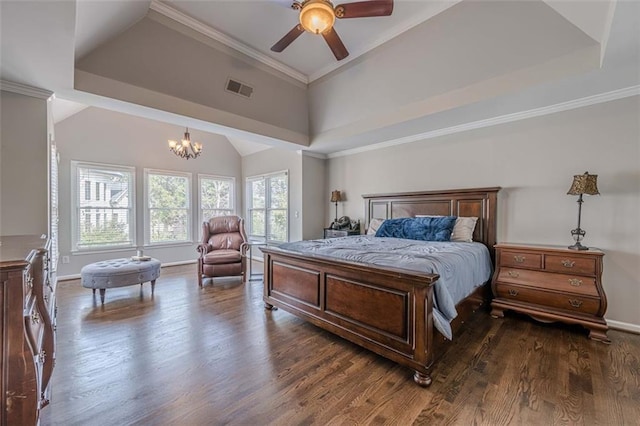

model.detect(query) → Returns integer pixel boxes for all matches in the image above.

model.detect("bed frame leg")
[264,302,278,310]
[414,371,432,387]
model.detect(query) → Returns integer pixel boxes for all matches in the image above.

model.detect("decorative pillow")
[416,215,478,242]
[366,218,385,235]
[375,216,456,241]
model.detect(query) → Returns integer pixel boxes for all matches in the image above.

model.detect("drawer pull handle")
[508,270,520,278]
[568,279,582,287]
[27,277,34,288]
[561,260,575,268]
[514,255,525,263]
[44,294,49,303]
[568,299,583,308]
[31,311,40,324]
[508,289,519,296]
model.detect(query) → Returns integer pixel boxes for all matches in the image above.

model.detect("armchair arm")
[240,242,249,256]
[197,243,211,256]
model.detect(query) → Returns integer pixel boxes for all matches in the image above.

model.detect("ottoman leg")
[92,289,96,295]
[151,280,156,295]
[99,289,106,304]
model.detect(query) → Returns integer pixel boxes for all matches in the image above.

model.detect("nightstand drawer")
[497,269,598,297]
[500,251,542,269]
[324,228,359,238]
[545,255,596,275]
[496,284,600,315]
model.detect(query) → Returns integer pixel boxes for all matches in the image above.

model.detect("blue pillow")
[375,216,456,241]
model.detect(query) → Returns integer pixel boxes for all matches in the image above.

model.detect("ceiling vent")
[225,78,253,99]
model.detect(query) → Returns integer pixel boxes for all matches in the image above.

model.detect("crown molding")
[327,85,640,158]
[297,150,328,159]
[149,0,308,84]
[0,80,53,99]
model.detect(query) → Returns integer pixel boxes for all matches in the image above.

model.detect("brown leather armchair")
[197,215,249,287]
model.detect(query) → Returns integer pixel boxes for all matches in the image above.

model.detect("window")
[145,169,192,245]
[71,161,135,251]
[198,175,235,224]
[95,182,100,201]
[246,171,288,243]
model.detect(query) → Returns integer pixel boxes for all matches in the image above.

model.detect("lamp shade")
[330,190,342,203]
[300,0,335,34]
[567,172,600,196]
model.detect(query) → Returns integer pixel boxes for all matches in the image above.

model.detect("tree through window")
[246,171,288,243]
[145,169,192,244]
[199,175,235,223]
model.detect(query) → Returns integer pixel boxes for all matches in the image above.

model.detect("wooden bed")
[261,187,500,386]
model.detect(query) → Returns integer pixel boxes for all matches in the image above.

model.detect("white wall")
[0,90,49,235]
[327,96,640,327]
[55,107,242,276]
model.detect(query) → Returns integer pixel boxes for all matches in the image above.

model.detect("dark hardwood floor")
[42,264,640,425]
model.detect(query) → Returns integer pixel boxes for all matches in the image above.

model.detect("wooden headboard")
[363,187,501,259]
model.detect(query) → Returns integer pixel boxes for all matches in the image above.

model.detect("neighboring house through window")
[198,174,235,225]
[145,169,192,245]
[246,171,288,244]
[71,161,135,251]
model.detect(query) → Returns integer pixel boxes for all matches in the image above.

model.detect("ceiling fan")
[271,0,394,61]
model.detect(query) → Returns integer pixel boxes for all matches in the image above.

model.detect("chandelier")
[168,128,202,160]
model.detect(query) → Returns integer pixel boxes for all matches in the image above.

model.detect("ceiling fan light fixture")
[299,0,335,34]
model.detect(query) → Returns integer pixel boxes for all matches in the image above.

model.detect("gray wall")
[301,154,327,240]
[76,12,308,147]
[327,96,640,327]
[0,90,49,235]
[55,107,242,276]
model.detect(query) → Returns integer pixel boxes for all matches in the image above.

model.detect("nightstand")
[491,243,609,343]
[323,228,360,238]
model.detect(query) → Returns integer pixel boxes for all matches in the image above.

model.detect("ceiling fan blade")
[322,27,349,61]
[335,0,393,19]
[271,24,304,52]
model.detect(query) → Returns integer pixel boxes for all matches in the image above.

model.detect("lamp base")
[568,242,589,250]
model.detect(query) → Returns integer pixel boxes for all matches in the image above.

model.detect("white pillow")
[366,218,385,235]
[415,215,478,242]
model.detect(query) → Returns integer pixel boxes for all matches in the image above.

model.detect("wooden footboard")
[262,187,499,386]
[262,247,440,386]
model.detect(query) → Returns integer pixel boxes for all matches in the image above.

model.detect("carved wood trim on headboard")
[362,187,501,260]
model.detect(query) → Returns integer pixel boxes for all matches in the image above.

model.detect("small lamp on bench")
[567,171,600,250]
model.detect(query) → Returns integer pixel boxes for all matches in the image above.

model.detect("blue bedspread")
[277,236,493,339]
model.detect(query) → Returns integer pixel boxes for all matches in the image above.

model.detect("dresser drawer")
[496,283,600,315]
[500,251,542,269]
[497,269,598,297]
[545,255,596,275]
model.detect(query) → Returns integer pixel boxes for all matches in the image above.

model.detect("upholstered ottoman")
[81,258,161,304]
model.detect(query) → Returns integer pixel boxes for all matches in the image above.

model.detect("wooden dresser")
[0,235,56,425]
[490,243,608,343]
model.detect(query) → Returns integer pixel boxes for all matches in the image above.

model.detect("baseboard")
[57,273,81,281]
[57,260,197,281]
[607,319,640,334]
[162,260,197,267]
